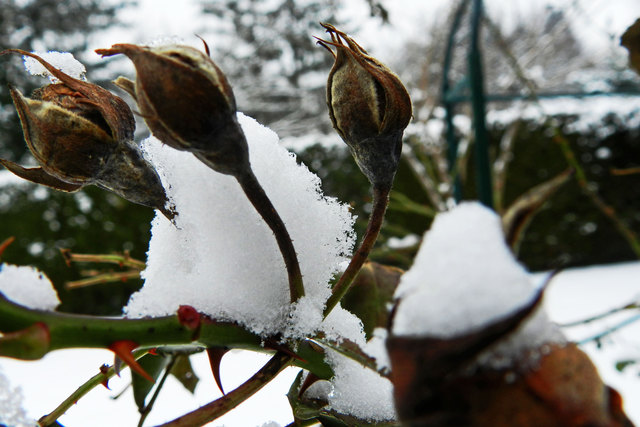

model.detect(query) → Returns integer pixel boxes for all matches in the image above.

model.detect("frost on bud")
[0,50,173,219]
[96,43,250,176]
[317,23,412,189]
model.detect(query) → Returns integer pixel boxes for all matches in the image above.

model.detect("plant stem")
[39,349,148,426]
[60,249,146,270]
[155,352,292,427]
[236,169,305,302]
[0,294,260,352]
[65,270,141,289]
[324,186,390,317]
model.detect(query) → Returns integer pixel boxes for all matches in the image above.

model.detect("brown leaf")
[0,159,83,192]
[502,168,573,251]
[340,261,403,339]
[387,286,545,423]
[621,18,640,74]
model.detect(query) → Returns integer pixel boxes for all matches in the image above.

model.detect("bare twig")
[155,352,292,427]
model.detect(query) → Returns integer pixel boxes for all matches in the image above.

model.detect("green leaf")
[132,353,170,411]
[340,261,403,339]
[170,354,200,394]
[615,359,637,372]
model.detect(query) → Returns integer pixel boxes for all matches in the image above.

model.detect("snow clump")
[393,202,564,367]
[0,264,60,311]
[125,113,355,339]
[23,51,86,82]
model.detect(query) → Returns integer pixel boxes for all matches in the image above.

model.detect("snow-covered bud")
[0,50,172,218]
[96,43,250,176]
[317,23,412,189]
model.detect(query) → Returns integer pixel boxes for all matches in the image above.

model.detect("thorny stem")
[324,186,390,317]
[155,352,292,427]
[236,169,305,303]
[39,349,148,426]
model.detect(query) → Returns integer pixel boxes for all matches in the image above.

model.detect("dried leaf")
[340,261,403,339]
[387,287,545,422]
[502,168,573,251]
[0,159,83,192]
[621,18,640,74]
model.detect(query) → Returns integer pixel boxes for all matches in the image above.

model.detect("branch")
[155,352,293,426]
[39,349,148,427]
[324,186,390,317]
[0,293,335,379]
[236,169,305,303]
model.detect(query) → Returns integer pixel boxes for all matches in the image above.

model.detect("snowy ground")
[0,261,638,426]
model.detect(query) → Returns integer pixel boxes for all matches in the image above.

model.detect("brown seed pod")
[317,23,412,189]
[96,43,250,177]
[0,49,173,218]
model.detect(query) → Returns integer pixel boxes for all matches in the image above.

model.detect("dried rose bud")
[317,23,412,189]
[96,43,250,176]
[0,50,173,218]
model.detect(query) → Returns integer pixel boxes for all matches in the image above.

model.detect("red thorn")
[148,348,158,356]
[298,372,321,397]
[178,305,201,330]
[99,364,111,389]
[206,347,229,395]
[0,236,15,258]
[108,340,154,383]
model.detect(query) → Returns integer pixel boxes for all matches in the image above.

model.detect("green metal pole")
[469,0,493,208]
[441,0,469,202]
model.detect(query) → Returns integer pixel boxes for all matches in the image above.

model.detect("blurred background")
[0,0,639,317]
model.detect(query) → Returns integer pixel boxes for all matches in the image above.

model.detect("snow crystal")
[23,51,86,82]
[324,348,396,422]
[0,264,59,311]
[125,113,355,338]
[0,367,34,427]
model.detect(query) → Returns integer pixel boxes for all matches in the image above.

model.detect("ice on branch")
[0,264,60,311]
[125,113,355,338]
[393,202,564,367]
[23,51,86,82]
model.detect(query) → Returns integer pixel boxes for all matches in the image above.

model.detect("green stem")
[60,250,146,270]
[324,186,390,317]
[0,293,334,378]
[39,349,148,426]
[155,352,292,427]
[236,169,305,302]
[0,294,260,352]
